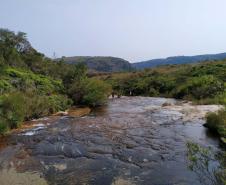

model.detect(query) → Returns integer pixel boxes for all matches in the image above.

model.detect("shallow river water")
[0,97,223,185]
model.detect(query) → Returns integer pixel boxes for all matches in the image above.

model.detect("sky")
[1,0,226,62]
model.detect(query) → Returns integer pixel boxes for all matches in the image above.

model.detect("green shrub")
[149,76,176,94]
[0,92,72,134]
[0,93,26,132]
[23,93,72,120]
[174,75,224,99]
[149,87,159,96]
[0,119,8,134]
[67,78,87,105]
[5,68,64,94]
[64,64,112,106]
[0,79,13,94]
[82,79,111,106]
[47,95,72,114]
[206,110,226,137]
[23,94,50,119]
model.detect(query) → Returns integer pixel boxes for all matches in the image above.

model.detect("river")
[0,96,223,185]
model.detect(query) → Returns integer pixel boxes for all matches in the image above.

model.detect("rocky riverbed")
[0,97,223,185]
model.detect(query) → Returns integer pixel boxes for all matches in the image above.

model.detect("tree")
[0,28,34,67]
[0,28,33,54]
[63,63,87,88]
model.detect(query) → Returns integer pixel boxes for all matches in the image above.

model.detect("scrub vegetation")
[0,28,111,134]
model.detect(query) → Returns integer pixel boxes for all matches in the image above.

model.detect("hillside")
[0,28,111,134]
[133,52,226,69]
[59,56,133,73]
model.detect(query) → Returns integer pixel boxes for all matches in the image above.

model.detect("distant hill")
[132,53,226,69]
[58,56,133,73]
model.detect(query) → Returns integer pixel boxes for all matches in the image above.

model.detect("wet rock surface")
[0,97,223,185]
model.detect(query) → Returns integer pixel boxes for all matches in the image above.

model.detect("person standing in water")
[111,92,115,98]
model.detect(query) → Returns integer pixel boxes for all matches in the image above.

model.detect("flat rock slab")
[0,96,223,185]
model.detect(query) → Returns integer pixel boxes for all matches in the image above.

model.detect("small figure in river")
[111,92,115,98]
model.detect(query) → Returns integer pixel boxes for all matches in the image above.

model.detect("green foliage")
[0,92,72,134]
[47,95,73,114]
[0,28,33,68]
[82,79,111,106]
[23,93,72,120]
[174,75,224,99]
[67,78,111,106]
[0,29,32,54]
[0,28,79,79]
[103,61,226,104]
[0,67,64,95]
[0,119,8,135]
[63,63,87,88]
[206,110,226,138]
[0,80,12,94]
[63,63,111,106]
[64,64,88,105]
[0,28,113,134]
[0,28,74,134]
[0,93,26,131]
[0,54,5,66]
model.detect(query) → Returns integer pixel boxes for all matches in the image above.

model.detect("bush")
[23,93,72,120]
[67,78,87,105]
[0,119,8,134]
[82,79,111,106]
[0,92,72,134]
[149,87,159,96]
[5,68,64,94]
[64,64,112,107]
[174,75,224,99]
[0,80,13,94]
[0,93,26,132]
[205,110,226,137]
[47,95,73,114]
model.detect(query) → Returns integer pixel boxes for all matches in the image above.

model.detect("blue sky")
[1,0,226,62]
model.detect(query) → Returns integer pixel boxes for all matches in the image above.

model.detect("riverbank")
[1,107,91,137]
[205,109,226,147]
